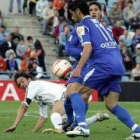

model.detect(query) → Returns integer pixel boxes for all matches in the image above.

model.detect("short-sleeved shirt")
[66,16,125,77]
[66,16,125,94]
[25,80,66,118]
[26,80,66,107]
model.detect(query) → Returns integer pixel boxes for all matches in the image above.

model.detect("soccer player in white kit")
[5,72,109,133]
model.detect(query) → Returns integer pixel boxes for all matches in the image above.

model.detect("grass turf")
[0,101,140,140]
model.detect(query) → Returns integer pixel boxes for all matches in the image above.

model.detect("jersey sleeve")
[39,105,48,118]
[65,43,82,57]
[22,98,32,107]
[76,25,91,46]
[26,82,39,101]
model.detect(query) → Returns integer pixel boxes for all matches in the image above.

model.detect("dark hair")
[0,25,6,29]
[68,0,89,15]
[14,71,33,85]
[27,36,33,41]
[127,0,133,4]
[88,1,102,11]
[63,24,70,30]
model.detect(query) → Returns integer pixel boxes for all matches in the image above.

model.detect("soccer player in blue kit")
[64,0,140,139]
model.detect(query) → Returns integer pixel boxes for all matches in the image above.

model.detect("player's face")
[16,77,29,89]
[89,4,101,19]
[69,9,81,22]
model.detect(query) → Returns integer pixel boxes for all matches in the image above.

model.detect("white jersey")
[25,80,66,118]
[26,80,66,107]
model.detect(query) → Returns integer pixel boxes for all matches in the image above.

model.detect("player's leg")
[81,88,109,126]
[84,73,140,139]
[65,111,109,133]
[42,100,65,134]
[66,82,87,128]
[65,83,110,136]
[81,87,92,113]
[86,112,109,127]
[81,87,109,125]
[64,63,96,136]
[63,87,89,133]
[65,82,90,137]
[62,85,91,132]
[51,100,65,130]
[104,91,140,139]
[64,97,74,125]
[64,87,109,132]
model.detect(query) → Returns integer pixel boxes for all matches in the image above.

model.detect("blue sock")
[134,127,140,133]
[64,98,74,124]
[70,93,87,129]
[85,103,89,114]
[111,105,140,133]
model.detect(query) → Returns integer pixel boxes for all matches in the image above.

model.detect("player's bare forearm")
[5,104,28,132]
[32,116,46,133]
[13,104,28,127]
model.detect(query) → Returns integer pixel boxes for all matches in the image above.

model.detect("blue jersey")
[65,28,90,74]
[65,28,82,61]
[66,16,125,76]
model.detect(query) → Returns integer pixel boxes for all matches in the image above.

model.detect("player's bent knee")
[105,102,117,111]
[66,83,84,95]
[82,94,90,102]
[104,91,119,110]
[52,101,65,116]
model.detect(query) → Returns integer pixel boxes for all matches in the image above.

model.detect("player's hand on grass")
[5,126,16,133]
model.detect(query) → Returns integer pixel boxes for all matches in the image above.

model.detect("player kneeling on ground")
[5,71,109,133]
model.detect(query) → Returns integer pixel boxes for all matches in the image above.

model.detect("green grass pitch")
[0,102,140,140]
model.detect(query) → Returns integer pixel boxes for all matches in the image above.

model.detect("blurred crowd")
[0,10,47,79]
[0,0,140,81]
[0,25,46,79]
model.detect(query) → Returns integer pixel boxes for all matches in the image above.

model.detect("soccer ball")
[52,59,72,79]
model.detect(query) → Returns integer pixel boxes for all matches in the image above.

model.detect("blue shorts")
[67,62,87,85]
[67,76,83,85]
[67,67,122,96]
[82,67,122,96]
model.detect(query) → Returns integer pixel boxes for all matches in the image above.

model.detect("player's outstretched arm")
[32,116,47,133]
[5,103,28,133]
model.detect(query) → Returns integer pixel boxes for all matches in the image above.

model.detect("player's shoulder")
[84,16,100,26]
[83,15,93,24]
[76,25,86,36]
[77,16,95,29]
[26,81,40,94]
[40,80,62,87]
[83,15,92,21]
[28,80,45,87]
[75,18,91,35]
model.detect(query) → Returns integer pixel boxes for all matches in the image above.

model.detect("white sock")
[51,112,62,130]
[86,115,98,127]
[131,124,139,132]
